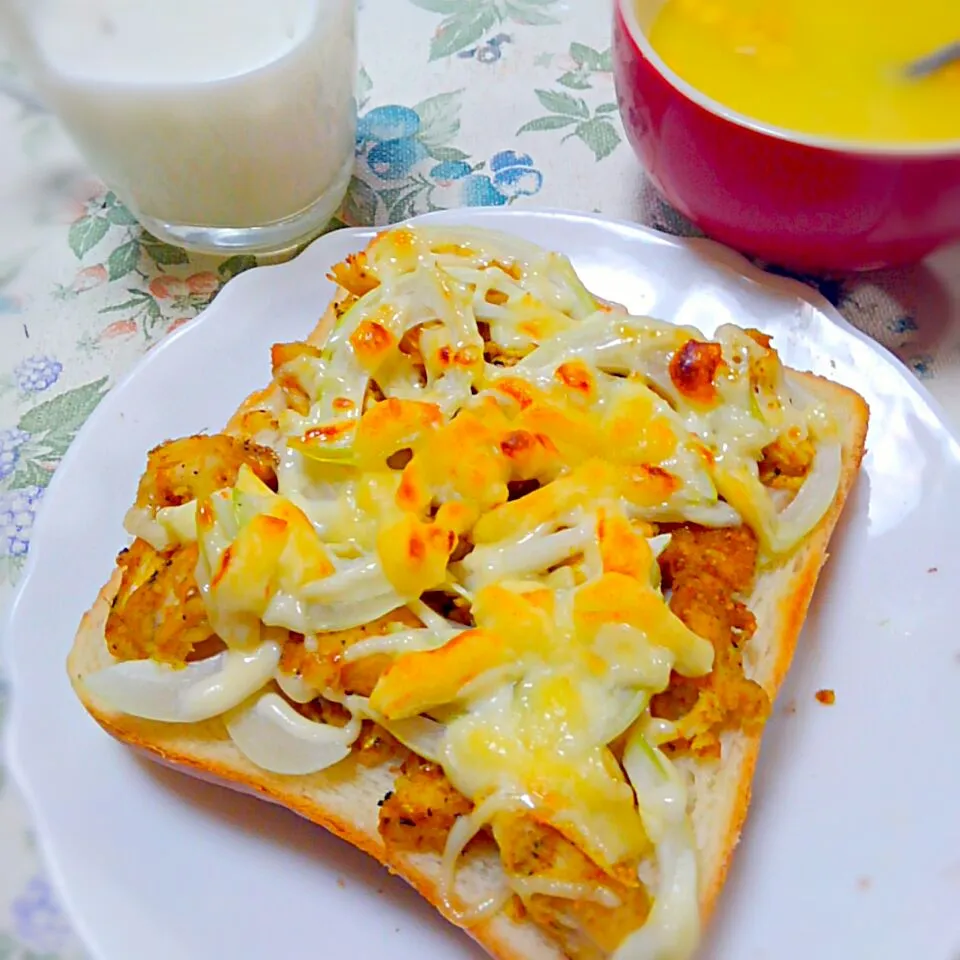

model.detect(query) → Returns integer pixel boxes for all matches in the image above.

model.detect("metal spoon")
[903,41,960,79]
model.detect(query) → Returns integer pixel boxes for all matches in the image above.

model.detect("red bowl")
[613,0,960,272]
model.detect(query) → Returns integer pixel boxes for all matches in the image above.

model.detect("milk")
[6,0,356,247]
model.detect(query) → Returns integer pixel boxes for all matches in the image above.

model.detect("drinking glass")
[1,0,358,256]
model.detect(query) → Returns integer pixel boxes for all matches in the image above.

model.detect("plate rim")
[3,207,959,956]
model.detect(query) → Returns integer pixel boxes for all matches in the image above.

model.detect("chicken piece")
[653,581,769,758]
[328,251,379,298]
[353,721,407,768]
[230,408,281,446]
[658,523,758,595]
[759,430,816,491]
[105,540,216,664]
[109,434,280,663]
[271,342,323,416]
[378,757,652,959]
[378,755,473,854]
[493,815,651,960]
[297,695,352,726]
[134,434,277,511]
[278,631,345,694]
[278,607,423,697]
[297,699,407,768]
[652,524,770,757]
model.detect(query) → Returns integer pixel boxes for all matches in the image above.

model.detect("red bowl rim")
[615,0,960,158]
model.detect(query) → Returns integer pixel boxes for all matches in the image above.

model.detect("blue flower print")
[357,105,420,143]
[429,163,505,208]
[15,355,62,393]
[463,175,510,207]
[429,150,543,208]
[368,138,431,181]
[0,484,43,558]
[11,875,72,954]
[357,105,421,147]
[430,160,473,181]
[489,151,543,200]
[357,106,432,181]
[0,427,30,481]
[353,94,543,220]
[489,150,531,174]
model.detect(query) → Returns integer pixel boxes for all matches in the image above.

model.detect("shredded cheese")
[90,225,843,959]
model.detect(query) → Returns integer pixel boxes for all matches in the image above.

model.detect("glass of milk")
[2,0,357,256]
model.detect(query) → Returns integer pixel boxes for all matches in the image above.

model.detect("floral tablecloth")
[2,1,960,956]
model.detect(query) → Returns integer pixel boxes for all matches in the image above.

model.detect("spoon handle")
[904,41,960,79]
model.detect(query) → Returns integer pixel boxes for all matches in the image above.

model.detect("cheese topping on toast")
[89,226,844,960]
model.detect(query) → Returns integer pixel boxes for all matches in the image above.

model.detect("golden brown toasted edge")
[698,370,869,923]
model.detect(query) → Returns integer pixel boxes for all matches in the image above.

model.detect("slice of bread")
[67,272,869,960]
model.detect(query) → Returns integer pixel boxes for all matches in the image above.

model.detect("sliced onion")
[509,876,621,909]
[769,488,793,510]
[429,368,475,418]
[406,598,464,640]
[622,729,687,845]
[275,668,317,704]
[286,437,358,467]
[769,440,842,553]
[225,691,360,775]
[341,628,455,663]
[122,501,202,550]
[628,499,742,529]
[610,826,700,960]
[596,687,650,746]
[440,791,519,923]
[299,556,375,598]
[648,533,672,558]
[263,584,407,634]
[298,555,393,604]
[642,717,678,749]
[511,313,629,377]
[160,501,200,543]
[85,642,281,723]
[303,592,408,633]
[454,521,594,592]
[123,507,169,551]
[617,728,701,960]
[345,694,446,763]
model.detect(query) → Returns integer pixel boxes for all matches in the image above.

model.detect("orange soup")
[647,0,960,143]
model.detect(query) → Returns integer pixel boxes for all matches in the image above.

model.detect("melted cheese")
[91,225,843,960]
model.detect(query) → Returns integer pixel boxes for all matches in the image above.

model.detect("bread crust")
[697,373,868,920]
[67,252,869,960]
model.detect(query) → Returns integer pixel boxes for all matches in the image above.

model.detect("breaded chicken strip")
[135,434,277,511]
[108,435,279,663]
[652,525,770,757]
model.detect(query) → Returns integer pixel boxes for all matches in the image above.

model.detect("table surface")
[2,2,960,956]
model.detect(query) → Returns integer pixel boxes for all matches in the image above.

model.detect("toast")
[68,225,869,960]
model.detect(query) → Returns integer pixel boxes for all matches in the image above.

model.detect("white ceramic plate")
[4,209,960,960]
